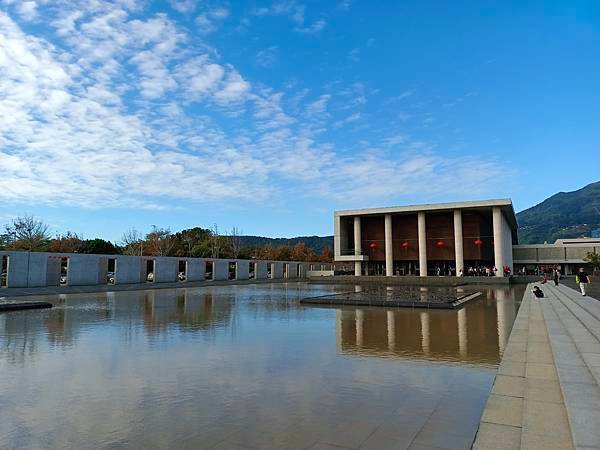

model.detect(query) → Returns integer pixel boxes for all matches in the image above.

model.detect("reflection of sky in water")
[0,283,524,449]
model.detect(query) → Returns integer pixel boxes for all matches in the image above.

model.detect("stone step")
[538,284,600,449]
[557,284,600,340]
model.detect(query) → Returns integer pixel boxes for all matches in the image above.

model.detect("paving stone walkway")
[473,282,600,450]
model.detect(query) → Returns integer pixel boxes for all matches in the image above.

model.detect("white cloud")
[306,94,331,116]
[195,6,230,34]
[256,46,278,68]
[214,70,251,104]
[169,0,198,13]
[16,0,38,21]
[383,134,409,146]
[252,1,325,34]
[174,56,225,99]
[333,112,361,129]
[0,4,512,213]
[294,18,326,34]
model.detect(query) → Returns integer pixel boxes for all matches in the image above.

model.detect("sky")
[0,0,599,242]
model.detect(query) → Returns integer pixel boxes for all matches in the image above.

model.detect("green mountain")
[239,235,333,253]
[517,181,600,244]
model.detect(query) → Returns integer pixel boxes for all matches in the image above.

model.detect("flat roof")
[335,198,517,230]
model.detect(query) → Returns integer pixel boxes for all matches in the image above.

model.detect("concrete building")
[513,238,600,275]
[334,199,518,277]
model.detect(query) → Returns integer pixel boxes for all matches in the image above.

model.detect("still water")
[0,283,523,450]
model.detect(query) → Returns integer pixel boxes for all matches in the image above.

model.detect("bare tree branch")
[121,228,143,256]
[4,215,51,251]
[229,226,242,259]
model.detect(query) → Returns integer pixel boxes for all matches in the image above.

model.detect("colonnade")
[352,206,508,277]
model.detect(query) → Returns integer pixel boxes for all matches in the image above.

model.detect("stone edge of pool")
[300,291,483,309]
[472,283,600,450]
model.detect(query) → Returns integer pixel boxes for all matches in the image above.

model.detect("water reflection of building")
[335,287,518,365]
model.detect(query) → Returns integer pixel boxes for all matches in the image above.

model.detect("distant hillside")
[240,235,334,253]
[517,181,600,244]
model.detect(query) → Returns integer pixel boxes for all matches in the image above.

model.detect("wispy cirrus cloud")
[0,1,512,214]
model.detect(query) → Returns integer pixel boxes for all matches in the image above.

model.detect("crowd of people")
[457,265,511,277]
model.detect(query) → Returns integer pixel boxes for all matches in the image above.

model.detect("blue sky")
[0,0,598,242]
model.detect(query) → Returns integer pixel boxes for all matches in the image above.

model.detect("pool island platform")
[473,283,600,449]
[301,286,482,309]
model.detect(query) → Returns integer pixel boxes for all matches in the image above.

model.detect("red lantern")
[402,240,409,249]
[474,239,483,246]
[369,242,377,249]
[436,241,445,247]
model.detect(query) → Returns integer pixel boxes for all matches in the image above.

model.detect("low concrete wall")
[271,262,283,279]
[0,250,316,289]
[307,270,335,277]
[28,252,50,287]
[288,263,298,279]
[68,254,101,286]
[155,257,178,283]
[255,261,268,279]
[236,260,250,280]
[213,260,229,281]
[115,256,143,284]
[1,251,30,288]
[187,259,205,282]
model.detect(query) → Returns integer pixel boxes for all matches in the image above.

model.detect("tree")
[4,215,51,251]
[209,224,221,259]
[290,242,317,262]
[191,242,212,258]
[146,226,175,256]
[48,232,84,253]
[229,226,243,259]
[0,231,12,250]
[172,227,211,257]
[81,239,119,255]
[121,228,144,256]
[585,251,600,270]
[319,246,334,263]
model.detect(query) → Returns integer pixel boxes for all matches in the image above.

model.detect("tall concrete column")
[418,212,427,277]
[492,206,504,276]
[453,209,464,275]
[354,216,362,276]
[385,214,393,276]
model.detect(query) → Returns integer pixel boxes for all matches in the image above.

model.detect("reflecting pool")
[0,283,524,450]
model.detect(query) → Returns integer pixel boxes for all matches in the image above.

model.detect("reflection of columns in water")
[496,289,514,354]
[420,287,428,303]
[420,311,430,355]
[336,309,342,352]
[355,309,364,348]
[458,308,468,358]
[387,310,395,351]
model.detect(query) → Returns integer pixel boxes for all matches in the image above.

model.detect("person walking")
[576,268,591,296]
[553,268,560,286]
